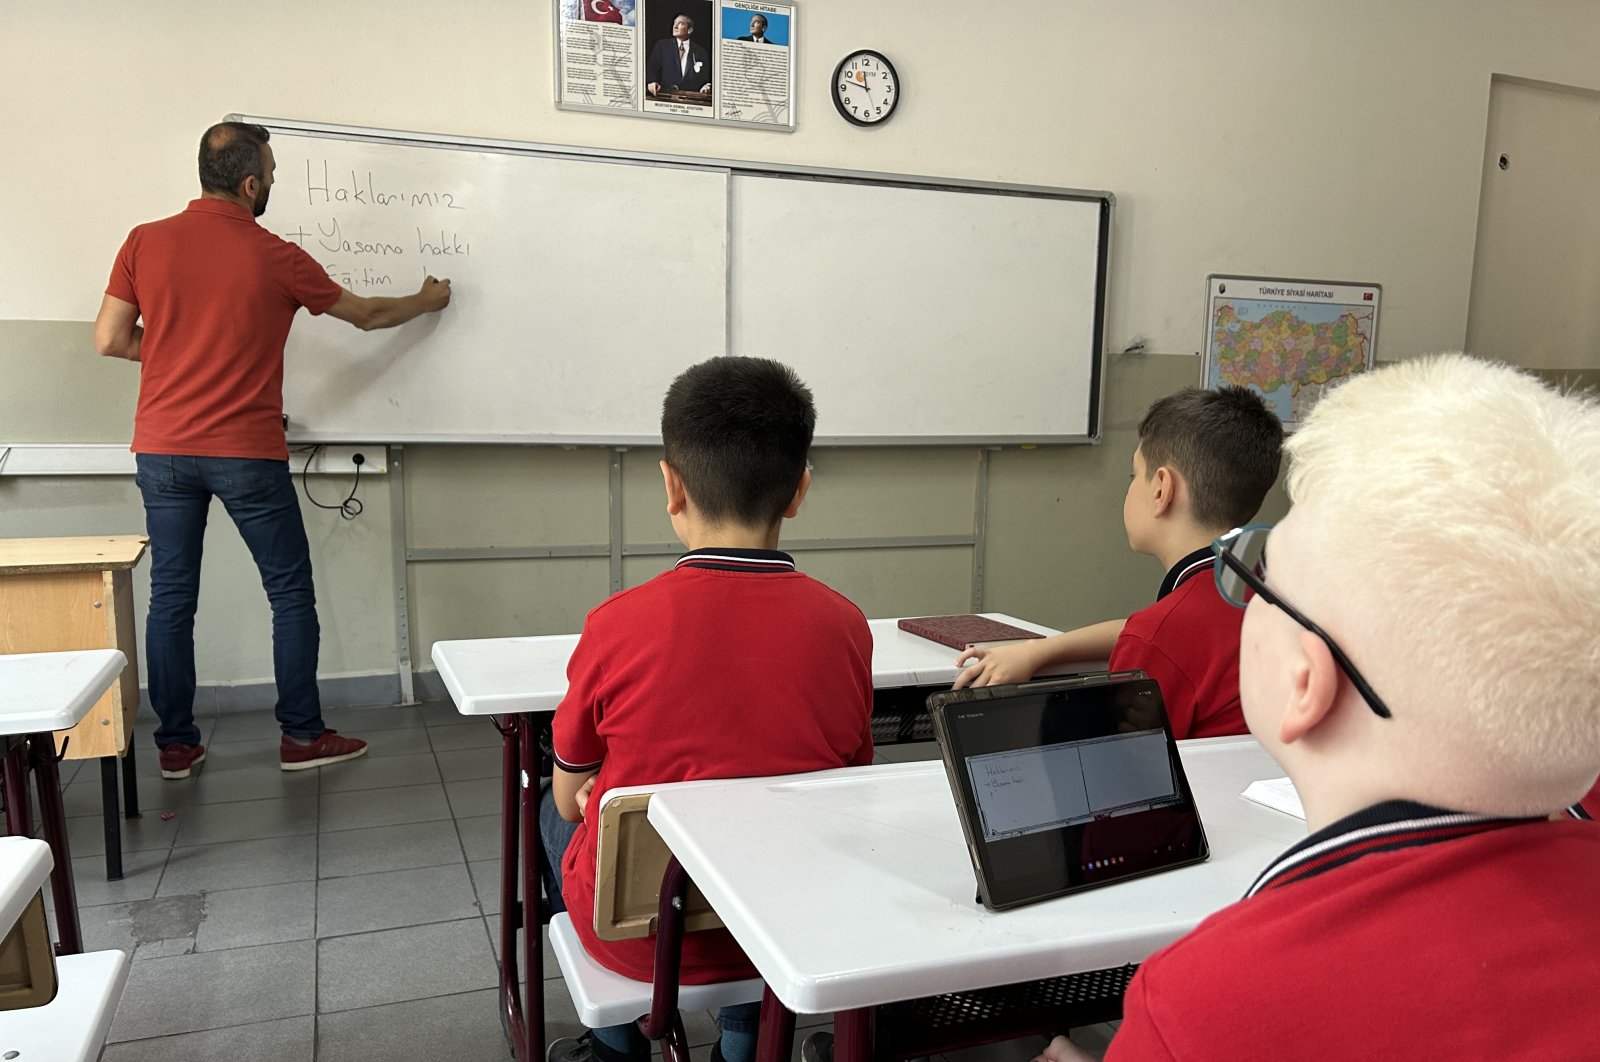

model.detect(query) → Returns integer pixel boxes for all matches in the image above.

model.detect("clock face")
[833,51,900,126]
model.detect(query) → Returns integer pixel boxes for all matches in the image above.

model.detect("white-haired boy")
[1041,354,1600,1061]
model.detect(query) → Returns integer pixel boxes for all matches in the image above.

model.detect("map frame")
[1201,274,1382,431]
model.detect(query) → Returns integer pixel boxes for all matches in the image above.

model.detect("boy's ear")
[660,459,688,516]
[1279,629,1341,745]
[782,467,812,519]
[1150,465,1179,519]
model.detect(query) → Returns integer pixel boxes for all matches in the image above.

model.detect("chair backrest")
[0,891,58,1010]
[593,791,725,942]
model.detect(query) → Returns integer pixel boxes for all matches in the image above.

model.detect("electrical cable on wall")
[296,444,365,520]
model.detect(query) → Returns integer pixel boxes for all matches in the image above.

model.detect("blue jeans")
[135,454,326,747]
[539,787,762,1062]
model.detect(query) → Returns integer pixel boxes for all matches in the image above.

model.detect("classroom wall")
[1,1,1593,694]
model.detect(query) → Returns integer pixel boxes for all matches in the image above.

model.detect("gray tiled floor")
[69,702,1117,1061]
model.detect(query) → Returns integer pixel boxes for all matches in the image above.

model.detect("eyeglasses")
[1211,524,1393,720]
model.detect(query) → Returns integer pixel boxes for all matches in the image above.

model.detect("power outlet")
[296,446,388,474]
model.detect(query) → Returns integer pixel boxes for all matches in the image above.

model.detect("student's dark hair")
[1138,386,1284,530]
[198,122,271,196]
[661,356,816,528]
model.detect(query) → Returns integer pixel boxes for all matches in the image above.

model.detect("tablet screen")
[930,676,1208,910]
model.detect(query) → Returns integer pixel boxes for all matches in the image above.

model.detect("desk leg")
[27,731,83,955]
[833,1009,874,1062]
[519,718,546,1062]
[496,715,531,1062]
[123,743,141,819]
[100,757,124,881]
[3,737,32,838]
[755,987,796,1062]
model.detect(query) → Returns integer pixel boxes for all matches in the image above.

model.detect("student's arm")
[93,294,143,362]
[952,618,1126,690]
[552,765,600,823]
[324,276,452,331]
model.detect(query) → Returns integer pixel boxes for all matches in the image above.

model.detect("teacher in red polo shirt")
[93,122,451,780]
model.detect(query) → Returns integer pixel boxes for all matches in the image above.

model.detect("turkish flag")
[1362,292,1374,301]
[582,0,624,22]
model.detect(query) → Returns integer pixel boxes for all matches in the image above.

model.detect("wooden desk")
[429,613,1061,1062]
[0,649,128,955]
[645,738,1303,1062]
[0,535,147,882]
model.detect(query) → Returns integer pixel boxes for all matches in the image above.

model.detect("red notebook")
[897,615,1045,650]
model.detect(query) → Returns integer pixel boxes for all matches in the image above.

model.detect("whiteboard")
[729,175,1106,442]
[264,129,728,442]
[240,118,1109,444]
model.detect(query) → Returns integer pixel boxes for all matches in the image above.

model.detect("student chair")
[548,789,765,1062]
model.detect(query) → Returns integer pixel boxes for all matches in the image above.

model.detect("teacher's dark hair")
[198,122,272,196]
[662,356,816,528]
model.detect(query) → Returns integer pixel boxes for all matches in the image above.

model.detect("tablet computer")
[928,671,1209,911]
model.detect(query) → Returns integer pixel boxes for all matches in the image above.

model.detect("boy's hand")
[1031,1035,1097,1062]
[953,641,1042,689]
[575,776,597,819]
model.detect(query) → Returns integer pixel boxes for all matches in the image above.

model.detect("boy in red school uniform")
[541,356,875,1062]
[1039,354,1600,1061]
[957,387,1283,739]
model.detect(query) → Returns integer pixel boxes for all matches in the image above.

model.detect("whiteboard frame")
[232,115,1113,446]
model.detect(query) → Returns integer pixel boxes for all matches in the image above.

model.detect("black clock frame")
[831,50,900,127]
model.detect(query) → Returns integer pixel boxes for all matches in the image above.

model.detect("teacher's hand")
[648,81,661,96]
[419,276,452,312]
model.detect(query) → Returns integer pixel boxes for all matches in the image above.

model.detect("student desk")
[645,737,1301,1062]
[0,649,128,956]
[0,535,147,882]
[430,613,1059,1062]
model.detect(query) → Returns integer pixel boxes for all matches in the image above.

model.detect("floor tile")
[319,751,440,793]
[171,793,318,846]
[417,700,475,727]
[195,880,316,951]
[69,847,169,906]
[352,726,437,759]
[62,772,192,818]
[445,777,502,817]
[429,720,503,751]
[318,819,466,878]
[196,738,285,771]
[184,762,321,806]
[320,704,427,732]
[436,745,502,781]
[102,1016,315,1062]
[318,918,498,1012]
[109,940,316,1041]
[320,782,450,832]
[456,814,502,862]
[158,835,318,895]
[208,710,288,743]
[467,858,503,916]
[67,807,180,857]
[316,863,481,937]
[316,988,509,1062]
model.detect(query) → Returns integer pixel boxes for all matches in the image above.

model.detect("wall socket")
[295,446,388,474]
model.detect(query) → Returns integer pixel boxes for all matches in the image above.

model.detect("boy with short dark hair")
[542,356,875,1062]
[1040,354,1600,1060]
[958,386,1283,739]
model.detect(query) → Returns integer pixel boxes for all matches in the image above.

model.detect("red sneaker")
[280,729,368,771]
[159,743,207,780]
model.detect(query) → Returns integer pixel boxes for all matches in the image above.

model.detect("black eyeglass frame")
[1211,526,1394,720]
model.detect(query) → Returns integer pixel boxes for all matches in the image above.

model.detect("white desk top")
[432,614,1060,717]
[646,736,1300,1014]
[1,949,130,1061]
[0,837,53,936]
[0,649,126,735]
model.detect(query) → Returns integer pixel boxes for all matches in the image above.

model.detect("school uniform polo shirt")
[106,198,343,460]
[1107,801,1600,1060]
[552,548,875,984]
[1108,547,1245,739]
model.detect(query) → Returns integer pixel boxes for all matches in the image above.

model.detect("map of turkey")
[1208,300,1375,424]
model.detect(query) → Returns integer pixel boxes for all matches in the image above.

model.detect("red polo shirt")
[553,548,875,984]
[1109,548,1246,739]
[106,199,342,460]
[1108,802,1600,1060]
